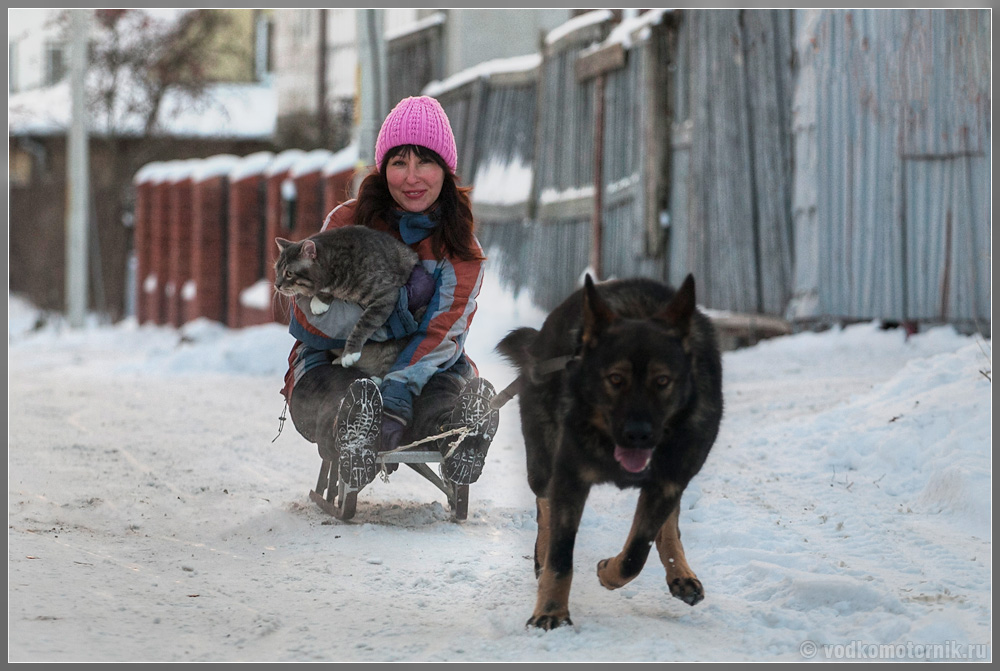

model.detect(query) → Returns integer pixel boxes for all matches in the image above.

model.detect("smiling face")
[384,146,446,213]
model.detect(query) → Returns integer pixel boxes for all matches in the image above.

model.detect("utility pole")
[317,8,328,146]
[356,8,386,166]
[65,8,91,327]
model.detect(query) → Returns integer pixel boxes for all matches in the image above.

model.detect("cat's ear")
[301,239,317,260]
[275,237,293,252]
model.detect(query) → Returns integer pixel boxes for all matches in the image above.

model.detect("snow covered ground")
[7,273,992,662]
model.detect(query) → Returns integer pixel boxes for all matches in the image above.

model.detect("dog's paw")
[340,351,361,368]
[668,576,704,606]
[596,557,627,590]
[310,297,331,315]
[526,613,573,631]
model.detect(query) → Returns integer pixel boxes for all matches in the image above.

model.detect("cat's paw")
[310,297,331,315]
[340,351,361,368]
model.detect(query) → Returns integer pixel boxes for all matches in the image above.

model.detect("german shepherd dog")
[497,275,723,630]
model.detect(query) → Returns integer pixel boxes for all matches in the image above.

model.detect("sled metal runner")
[308,377,516,522]
[309,449,469,521]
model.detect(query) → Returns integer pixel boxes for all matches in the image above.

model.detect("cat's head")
[273,237,320,297]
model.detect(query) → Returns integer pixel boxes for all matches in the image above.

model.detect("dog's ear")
[657,274,696,336]
[582,274,618,347]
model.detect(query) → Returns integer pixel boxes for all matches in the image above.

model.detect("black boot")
[440,378,500,485]
[335,379,383,490]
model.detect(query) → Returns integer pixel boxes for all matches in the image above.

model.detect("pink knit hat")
[375,96,458,173]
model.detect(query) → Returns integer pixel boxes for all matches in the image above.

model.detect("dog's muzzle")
[614,419,656,472]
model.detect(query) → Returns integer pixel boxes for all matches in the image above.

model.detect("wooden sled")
[309,449,470,522]
[308,376,517,522]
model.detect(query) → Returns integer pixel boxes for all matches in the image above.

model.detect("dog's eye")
[655,375,672,388]
[607,373,625,388]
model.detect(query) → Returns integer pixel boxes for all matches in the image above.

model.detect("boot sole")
[442,378,500,485]
[336,379,382,490]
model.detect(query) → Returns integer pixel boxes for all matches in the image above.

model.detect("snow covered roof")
[265,149,307,178]
[134,152,271,186]
[604,9,674,49]
[163,159,200,183]
[229,151,276,183]
[544,9,613,46]
[133,161,167,185]
[8,80,277,140]
[384,11,445,42]
[423,54,542,99]
[191,154,240,183]
[323,142,360,176]
[290,149,333,179]
[135,144,360,189]
[136,159,198,185]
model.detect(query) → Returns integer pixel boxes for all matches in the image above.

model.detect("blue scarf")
[392,209,440,244]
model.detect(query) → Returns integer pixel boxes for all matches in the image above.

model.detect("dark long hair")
[354,145,484,262]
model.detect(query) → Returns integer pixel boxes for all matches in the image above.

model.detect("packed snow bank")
[7,279,992,662]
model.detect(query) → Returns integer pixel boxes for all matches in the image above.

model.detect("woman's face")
[385,148,445,213]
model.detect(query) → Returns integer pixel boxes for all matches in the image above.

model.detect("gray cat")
[274,226,419,370]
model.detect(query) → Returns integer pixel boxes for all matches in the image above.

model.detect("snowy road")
[7,282,992,662]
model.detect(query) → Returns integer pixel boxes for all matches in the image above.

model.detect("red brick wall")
[166,176,194,327]
[133,153,367,329]
[134,178,153,324]
[264,171,288,288]
[146,178,171,325]
[294,171,326,237]
[229,172,273,328]
[264,156,329,325]
[188,174,229,324]
[323,167,358,215]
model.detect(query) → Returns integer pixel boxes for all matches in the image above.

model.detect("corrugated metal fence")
[672,10,795,315]
[790,9,990,329]
[411,9,989,330]
[434,12,674,310]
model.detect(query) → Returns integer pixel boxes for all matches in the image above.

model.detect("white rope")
[375,425,477,482]
[378,424,476,458]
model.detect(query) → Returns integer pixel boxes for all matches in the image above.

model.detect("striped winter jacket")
[281,199,484,426]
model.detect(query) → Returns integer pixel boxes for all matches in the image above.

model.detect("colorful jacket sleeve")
[287,287,420,349]
[280,200,419,401]
[280,199,485,424]
[379,248,484,426]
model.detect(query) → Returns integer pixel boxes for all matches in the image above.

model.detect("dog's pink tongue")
[614,446,653,473]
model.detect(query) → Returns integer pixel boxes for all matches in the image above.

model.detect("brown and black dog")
[497,275,723,629]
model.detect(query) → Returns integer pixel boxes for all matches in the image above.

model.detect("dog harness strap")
[535,355,576,375]
[491,378,520,410]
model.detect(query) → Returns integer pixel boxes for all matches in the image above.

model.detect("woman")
[280,95,497,491]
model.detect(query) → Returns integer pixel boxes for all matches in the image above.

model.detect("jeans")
[289,363,468,460]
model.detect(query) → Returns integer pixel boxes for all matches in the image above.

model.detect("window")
[9,148,33,187]
[9,41,18,93]
[44,40,66,85]
[293,9,314,41]
[254,10,273,83]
